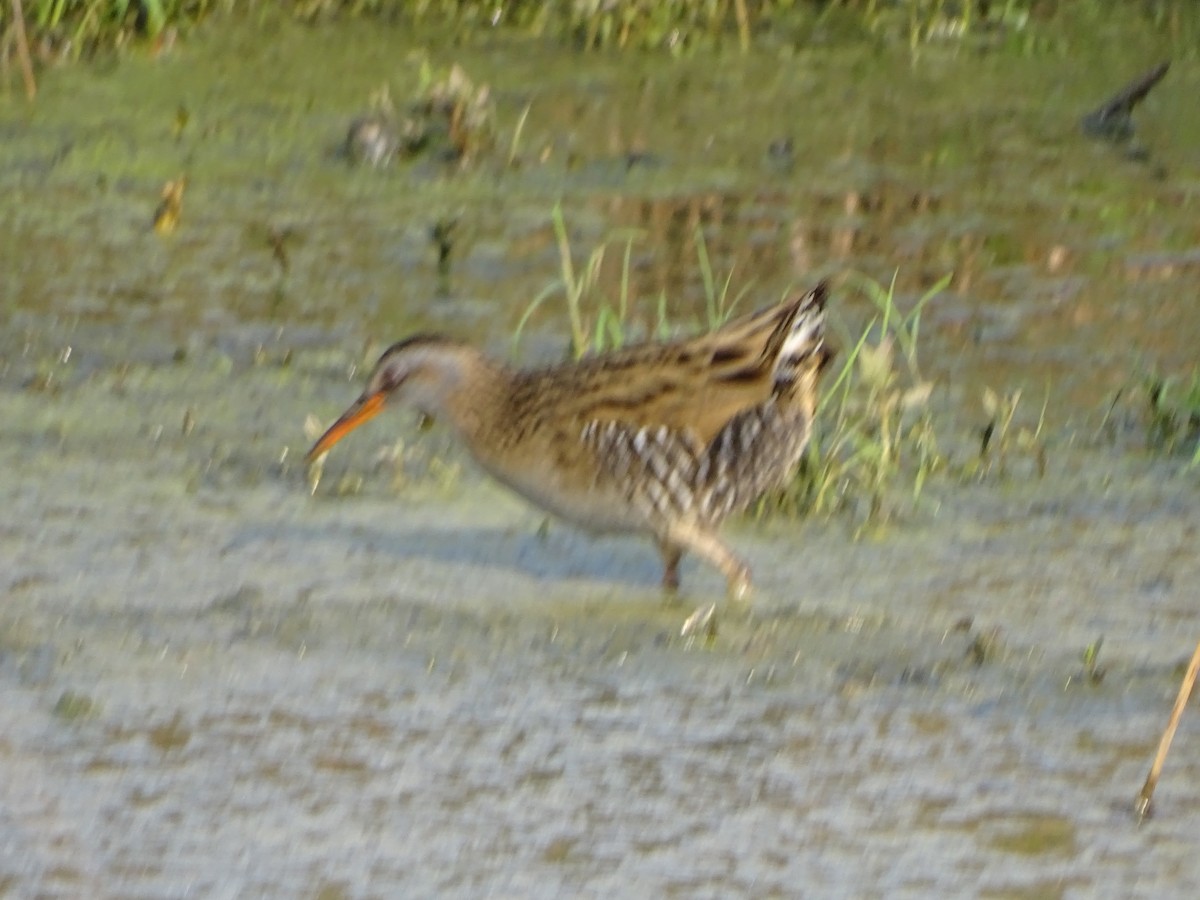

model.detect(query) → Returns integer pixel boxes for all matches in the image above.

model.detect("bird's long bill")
[305,391,386,463]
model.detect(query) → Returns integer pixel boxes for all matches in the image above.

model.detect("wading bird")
[307,283,833,599]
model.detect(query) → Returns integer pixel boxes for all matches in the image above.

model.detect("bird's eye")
[380,367,406,393]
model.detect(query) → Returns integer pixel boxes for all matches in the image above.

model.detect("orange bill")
[305,391,386,463]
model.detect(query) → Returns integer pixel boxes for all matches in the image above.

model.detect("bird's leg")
[657,539,683,593]
[661,522,752,601]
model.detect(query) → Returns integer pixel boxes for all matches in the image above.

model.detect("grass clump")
[4,0,179,63]
[513,203,649,358]
[847,0,1033,51]
[775,271,946,527]
[1098,366,1200,466]
[2,0,1049,79]
[562,0,754,54]
[514,204,746,359]
[970,385,1048,480]
[1142,369,1200,465]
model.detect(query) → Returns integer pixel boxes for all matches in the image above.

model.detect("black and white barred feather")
[581,284,829,526]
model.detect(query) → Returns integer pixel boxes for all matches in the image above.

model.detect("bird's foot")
[725,565,752,603]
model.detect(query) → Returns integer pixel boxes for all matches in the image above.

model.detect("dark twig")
[1081,61,1169,144]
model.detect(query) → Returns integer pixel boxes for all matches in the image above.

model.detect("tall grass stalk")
[693,226,749,330]
[774,271,949,526]
[514,207,747,359]
[513,203,643,358]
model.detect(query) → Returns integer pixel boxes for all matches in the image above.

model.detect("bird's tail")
[769,282,834,387]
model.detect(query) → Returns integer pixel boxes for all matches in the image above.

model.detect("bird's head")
[305,335,470,463]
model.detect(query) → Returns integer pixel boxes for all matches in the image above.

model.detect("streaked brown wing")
[561,291,811,444]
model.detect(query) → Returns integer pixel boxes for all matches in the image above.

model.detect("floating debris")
[153,175,187,235]
[345,115,401,167]
[344,64,494,169]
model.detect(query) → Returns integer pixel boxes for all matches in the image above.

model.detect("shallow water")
[3,9,1200,897]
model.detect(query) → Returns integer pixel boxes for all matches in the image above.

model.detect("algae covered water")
[2,9,1200,895]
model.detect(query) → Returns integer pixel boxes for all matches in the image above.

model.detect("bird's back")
[483,283,832,533]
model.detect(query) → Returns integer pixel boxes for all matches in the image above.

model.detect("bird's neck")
[410,342,516,450]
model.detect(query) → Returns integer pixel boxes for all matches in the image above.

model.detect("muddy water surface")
[3,10,1200,897]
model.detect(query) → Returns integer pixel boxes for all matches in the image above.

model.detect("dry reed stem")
[10,0,36,100]
[1136,638,1200,819]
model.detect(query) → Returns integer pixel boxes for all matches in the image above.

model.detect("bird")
[306,282,834,599]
